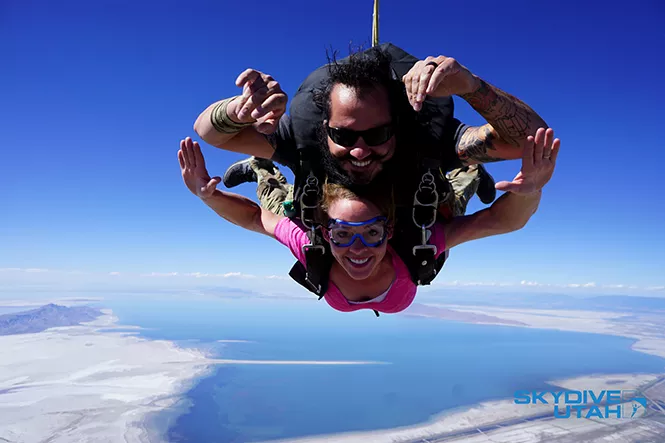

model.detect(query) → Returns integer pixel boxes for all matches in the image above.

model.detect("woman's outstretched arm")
[444,127,560,249]
[178,137,282,238]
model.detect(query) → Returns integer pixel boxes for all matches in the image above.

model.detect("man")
[193,44,547,218]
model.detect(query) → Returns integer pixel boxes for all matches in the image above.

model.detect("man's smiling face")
[324,84,396,185]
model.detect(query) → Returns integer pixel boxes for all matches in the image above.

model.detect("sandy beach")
[0,309,384,443]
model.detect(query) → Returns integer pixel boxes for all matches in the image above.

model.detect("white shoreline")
[0,309,385,443]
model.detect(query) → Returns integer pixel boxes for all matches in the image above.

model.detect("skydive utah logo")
[514,389,648,419]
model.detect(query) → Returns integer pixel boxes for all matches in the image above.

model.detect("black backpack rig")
[285,43,459,317]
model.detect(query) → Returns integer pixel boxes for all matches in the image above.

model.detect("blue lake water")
[106,297,665,443]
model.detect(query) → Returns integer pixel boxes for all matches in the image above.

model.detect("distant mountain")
[0,304,103,336]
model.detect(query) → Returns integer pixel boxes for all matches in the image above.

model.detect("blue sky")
[1,0,664,295]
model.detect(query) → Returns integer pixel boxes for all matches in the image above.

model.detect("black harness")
[393,157,452,286]
[287,161,333,298]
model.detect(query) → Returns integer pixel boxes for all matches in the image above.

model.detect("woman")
[178,127,560,315]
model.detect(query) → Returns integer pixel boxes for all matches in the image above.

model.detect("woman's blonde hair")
[317,181,395,225]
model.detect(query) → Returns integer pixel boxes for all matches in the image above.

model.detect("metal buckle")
[302,243,326,254]
[303,275,322,295]
[300,175,320,230]
[412,224,437,257]
[302,224,325,253]
[412,171,438,229]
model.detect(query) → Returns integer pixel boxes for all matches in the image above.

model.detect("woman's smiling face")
[325,198,391,281]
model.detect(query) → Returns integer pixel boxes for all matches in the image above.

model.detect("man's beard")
[319,146,397,189]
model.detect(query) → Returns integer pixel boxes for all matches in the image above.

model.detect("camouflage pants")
[446,164,482,217]
[251,159,294,217]
[251,159,480,217]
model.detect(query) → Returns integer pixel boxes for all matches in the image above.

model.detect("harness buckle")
[302,274,323,295]
[412,224,437,257]
[302,226,326,255]
[412,171,438,230]
[300,175,320,231]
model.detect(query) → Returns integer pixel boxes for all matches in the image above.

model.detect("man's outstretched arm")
[403,56,548,165]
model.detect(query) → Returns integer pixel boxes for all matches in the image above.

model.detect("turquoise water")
[107,297,665,443]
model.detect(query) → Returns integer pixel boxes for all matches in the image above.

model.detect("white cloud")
[139,272,179,277]
[436,280,514,287]
[219,272,257,279]
[266,275,290,281]
[0,268,270,280]
[1,267,662,294]
[135,271,261,280]
[184,272,209,278]
[1,268,51,273]
[521,280,541,287]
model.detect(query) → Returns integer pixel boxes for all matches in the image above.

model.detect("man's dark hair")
[313,46,404,124]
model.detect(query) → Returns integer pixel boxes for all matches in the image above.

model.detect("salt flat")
[0,310,211,443]
[0,309,384,443]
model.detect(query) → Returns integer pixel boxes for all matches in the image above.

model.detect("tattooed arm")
[402,56,548,166]
[456,79,548,165]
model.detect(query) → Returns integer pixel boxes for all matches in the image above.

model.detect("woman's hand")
[178,137,221,199]
[495,127,561,195]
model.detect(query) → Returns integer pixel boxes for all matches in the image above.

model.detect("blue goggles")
[326,216,389,248]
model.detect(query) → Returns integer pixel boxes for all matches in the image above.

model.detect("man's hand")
[402,55,481,111]
[178,137,221,199]
[495,128,561,195]
[227,69,288,134]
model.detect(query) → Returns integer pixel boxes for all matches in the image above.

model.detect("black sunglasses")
[326,122,395,148]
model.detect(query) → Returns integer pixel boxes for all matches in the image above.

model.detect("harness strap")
[300,172,325,296]
[301,241,327,298]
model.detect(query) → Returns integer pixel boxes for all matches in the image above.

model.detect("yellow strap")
[372,0,380,47]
